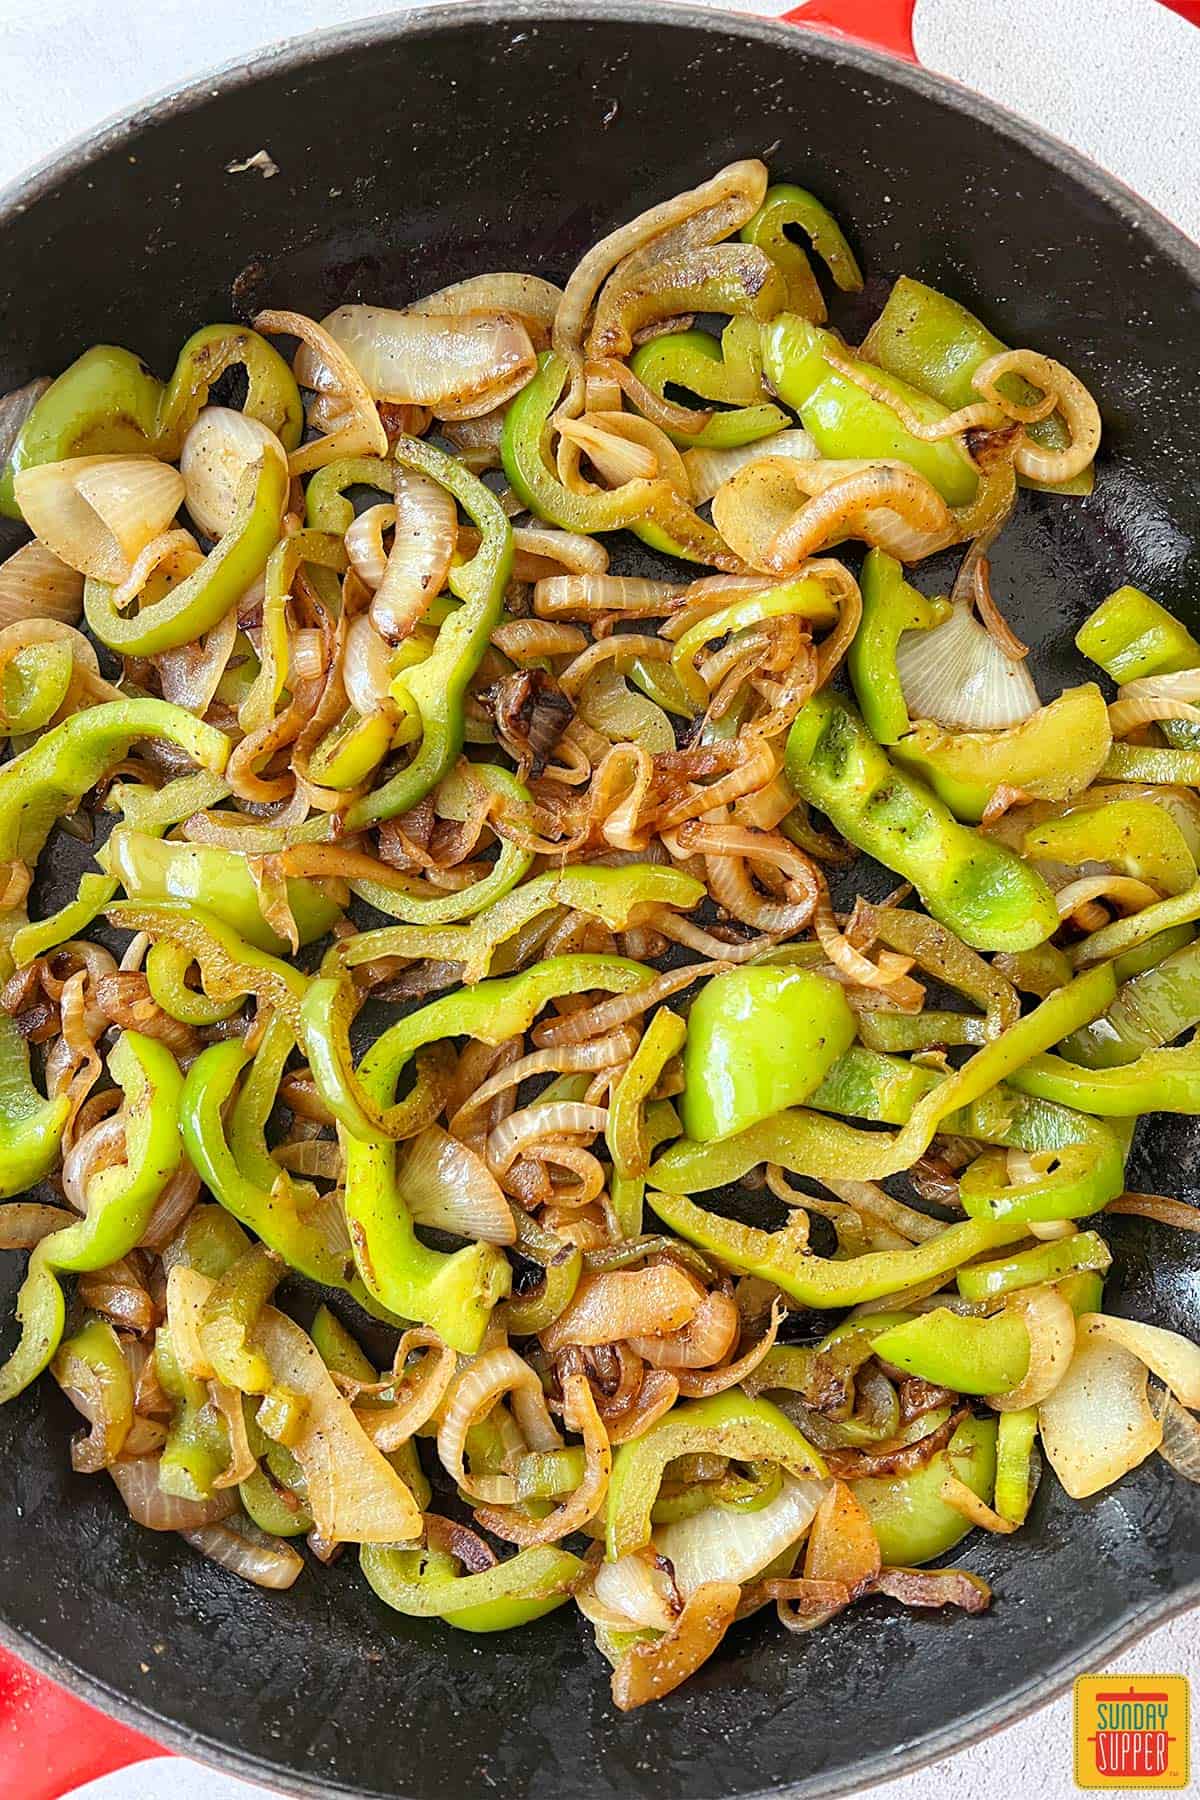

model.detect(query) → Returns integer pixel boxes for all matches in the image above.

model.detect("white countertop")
[0,1,1195,1796]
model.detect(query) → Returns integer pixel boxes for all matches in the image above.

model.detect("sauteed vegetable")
[0,161,1196,1710]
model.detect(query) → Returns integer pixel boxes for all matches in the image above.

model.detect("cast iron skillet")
[0,5,1197,1796]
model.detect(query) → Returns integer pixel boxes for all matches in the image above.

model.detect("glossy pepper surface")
[869,1309,1030,1395]
[605,1391,825,1560]
[784,689,1059,951]
[0,1031,183,1402]
[681,965,855,1142]
[848,549,950,744]
[852,1415,998,1565]
[761,314,978,507]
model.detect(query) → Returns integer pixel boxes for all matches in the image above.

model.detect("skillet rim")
[0,3,1196,1795]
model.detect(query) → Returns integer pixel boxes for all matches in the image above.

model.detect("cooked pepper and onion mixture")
[0,159,1196,1710]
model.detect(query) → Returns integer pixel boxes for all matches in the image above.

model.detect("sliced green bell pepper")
[957,1230,1111,1302]
[681,965,855,1142]
[361,1542,584,1633]
[848,549,951,744]
[761,314,978,507]
[0,698,228,871]
[0,1031,182,1403]
[1060,936,1200,1067]
[859,275,1092,495]
[870,1309,1030,1395]
[852,1415,998,1565]
[1008,1040,1200,1115]
[785,690,1059,951]
[1076,585,1200,754]
[628,325,788,449]
[85,450,288,656]
[605,1390,825,1560]
[101,828,342,953]
[1024,799,1196,897]
[740,183,863,319]
[892,684,1111,823]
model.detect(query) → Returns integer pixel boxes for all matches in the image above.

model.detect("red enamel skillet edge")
[0,1,1198,1794]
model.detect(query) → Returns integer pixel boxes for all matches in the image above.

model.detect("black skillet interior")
[0,5,1197,1797]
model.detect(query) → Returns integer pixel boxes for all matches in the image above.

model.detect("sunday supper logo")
[1074,1677,1190,1788]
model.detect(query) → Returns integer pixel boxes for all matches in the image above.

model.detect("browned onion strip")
[436,1347,562,1505]
[0,1202,74,1249]
[813,879,925,1007]
[605,1370,681,1444]
[1108,695,1200,738]
[592,354,713,436]
[533,959,729,1049]
[552,159,768,414]
[871,1566,991,1614]
[486,1101,608,1175]
[673,1297,787,1399]
[540,1266,704,1353]
[349,1329,457,1452]
[492,620,588,663]
[611,1580,741,1711]
[209,1381,258,1487]
[973,349,1100,484]
[971,556,1029,659]
[473,1368,611,1547]
[765,463,954,570]
[1053,876,1160,919]
[450,1032,635,1131]
[1107,1193,1200,1233]
[370,472,458,643]
[822,340,1010,440]
[627,1289,739,1370]
[534,575,689,621]
[939,1473,1020,1533]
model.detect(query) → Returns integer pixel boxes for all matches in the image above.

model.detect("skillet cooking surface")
[0,5,1197,1796]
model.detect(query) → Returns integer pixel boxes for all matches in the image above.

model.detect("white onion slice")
[1079,1313,1200,1408]
[370,472,457,642]
[1038,1333,1162,1499]
[1157,1390,1200,1482]
[595,1476,828,1627]
[406,272,563,340]
[397,1124,516,1245]
[343,613,394,717]
[588,1547,678,1631]
[109,1456,237,1530]
[181,407,287,540]
[684,429,818,507]
[294,306,536,421]
[0,539,85,625]
[988,1285,1076,1411]
[16,454,185,581]
[895,599,1040,730]
[182,1520,304,1589]
[345,502,396,590]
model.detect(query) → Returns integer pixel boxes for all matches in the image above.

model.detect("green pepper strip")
[761,314,978,507]
[605,1391,825,1560]
[1102,742,1200,785]
[198,1242,283,1394]
[335,438,511,831]
[857,1011,988,1053]
[606,1011,687,1238]
[741,183,863,319]
[1060,936,1200,1068]
[180,1035,385,1316]
[101,827,342,954]
[348,765,534,923]
[157,1318,231,1501]
[627,326,788,449]
[168,1201,251,1279]
[343,956,656,1350]
[868,905,1020,1036]
[229,1014,304,1193]
[361,1542,584,1633]
[52,1317,134,1467]
[957,1230,1111,1301]
[609,1101,680,1250]
[869,1309,1029,1395]
[13,770,231,967]
[1026,801,1197,897]
[85,452,289,656]
[784,691,1059,953]
[848,550,951,744]
[499,1209,583,1337]
[503,352,720,542]
[0,1031,182,1403]
[1071,878,1200,971]
[1009,1040,1200,1115]
[240,530,348,734]
[0,698,228,870]
[145,941,241,1026]
[332,863,704,987]
[855,1415,998,1566]
[1077,584,1200,749]
[2,642,73,735]
[860,276,1091,496]
[301,975,456,1141]
[994,1408,1039,1525]
[107,899,308,1025]
[1,326,302,520]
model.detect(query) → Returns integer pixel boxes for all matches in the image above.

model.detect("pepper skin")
[0,1031,183,1403]
[848,549,950,744]
[681,965,855,1142]
[628,325,789,449]
[605,1391,825,1560]
[785,690,1059,951]
[852,1415,998,1565]
[869,1309,1030,1395]
[892,685,1112,823]
[361,1542,584,1633]
[761,314,978,507]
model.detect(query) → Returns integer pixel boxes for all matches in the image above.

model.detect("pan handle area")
[779,0,918,62]
[0,1651,163,1797]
